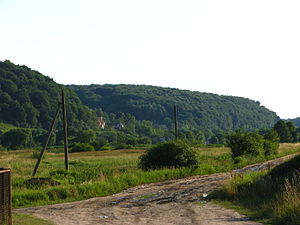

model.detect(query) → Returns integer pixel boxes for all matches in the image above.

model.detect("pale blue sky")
[1,0,300,119]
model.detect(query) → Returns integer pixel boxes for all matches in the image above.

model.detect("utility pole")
[61,89,69,171]
[174,105,179,140]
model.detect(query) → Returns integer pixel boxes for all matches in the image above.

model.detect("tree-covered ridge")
[287,117,300,127]
[69,84,280,131]
[0,60,96,129]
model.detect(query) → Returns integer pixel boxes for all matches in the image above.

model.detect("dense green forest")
[0,60,285,149]
[69,84,280,131]
[0,60,96,129]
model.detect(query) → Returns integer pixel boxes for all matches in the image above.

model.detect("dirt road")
[16,154,297,225]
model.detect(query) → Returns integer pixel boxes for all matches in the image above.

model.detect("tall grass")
[2,143,300,208]
[212,154,300,225]
[272,173,300,225]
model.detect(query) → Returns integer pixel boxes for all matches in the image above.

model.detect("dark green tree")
[286,122,297,142]
[0,128,34,149]
[264,129,280,142]
[274,120,296,143]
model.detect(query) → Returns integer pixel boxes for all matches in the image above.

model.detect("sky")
[1,0,300,119]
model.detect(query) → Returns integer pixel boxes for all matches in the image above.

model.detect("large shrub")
[263,129,280,156]
[274,120,297,143]
[226,131,265,158]
[263,140,279,156]
[226,130,279,159]
[139,140,199,170]
[0,128,34,150]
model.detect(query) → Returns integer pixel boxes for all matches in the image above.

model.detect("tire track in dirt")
[15,153,298,225]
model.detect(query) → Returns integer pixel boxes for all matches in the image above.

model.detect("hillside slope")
[0,60,96,129]
[70,84,280,131]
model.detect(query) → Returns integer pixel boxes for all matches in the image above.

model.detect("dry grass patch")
[278,143,300,154]
[196,146,230,156]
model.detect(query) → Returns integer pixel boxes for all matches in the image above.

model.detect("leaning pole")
[32,89,69,176]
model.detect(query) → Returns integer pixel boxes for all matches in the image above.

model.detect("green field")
[1,143,300,208]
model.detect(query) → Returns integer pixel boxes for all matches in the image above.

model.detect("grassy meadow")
[1,143,300,208]
[212,144,300,225]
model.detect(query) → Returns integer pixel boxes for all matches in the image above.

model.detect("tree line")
[0,118,298,152]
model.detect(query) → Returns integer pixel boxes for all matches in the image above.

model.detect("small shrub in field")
[70,142,95,153]
[139,140,199,170]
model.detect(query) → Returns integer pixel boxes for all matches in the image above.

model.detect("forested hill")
[287,118,300,127]
[69,84,280,131]
[0,60,96,129]
[0,60,280,132]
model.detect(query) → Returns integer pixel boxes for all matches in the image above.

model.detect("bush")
[226,130,279,160]
[263,129,279,156]
[70,142,95,153]
[226,131,265,159]
[139,140,199,170]
[264,139,279,156]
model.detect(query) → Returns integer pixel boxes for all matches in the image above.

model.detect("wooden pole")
[8,169,12,225]
[32,104,61,176]
[174,105,178,140]
[62,89,69,170]
[0,169,12,225]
